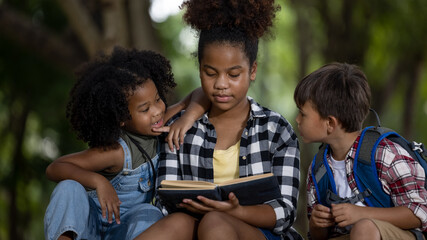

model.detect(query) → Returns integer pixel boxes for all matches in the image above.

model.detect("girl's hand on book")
[179,199,210,214]
[180,196,218,214]
[180,192,241,214]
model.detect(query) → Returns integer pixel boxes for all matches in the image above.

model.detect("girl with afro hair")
[136,1,302,240]
[44,47,207,240]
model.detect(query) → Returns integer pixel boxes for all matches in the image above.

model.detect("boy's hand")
[153,115,194,151]
[310,204,335,228]
[96,179,121,224]
[331,203,363,227]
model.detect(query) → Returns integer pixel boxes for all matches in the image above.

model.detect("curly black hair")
[181,0,280,65]
[66,47,176,149]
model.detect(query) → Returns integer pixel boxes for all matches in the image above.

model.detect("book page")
[218,173,274,186]
[160,180,217,189]
[160,186,217,190]
[159,173,274,189]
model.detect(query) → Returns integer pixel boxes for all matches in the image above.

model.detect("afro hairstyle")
[181,0,280,65]
[66,47,176,149]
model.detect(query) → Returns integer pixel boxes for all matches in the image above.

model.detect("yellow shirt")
[213,141,240,184]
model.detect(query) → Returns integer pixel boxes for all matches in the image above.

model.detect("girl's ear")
[120,122,125,127]
[326,116,339,134]
[250,61,257,81]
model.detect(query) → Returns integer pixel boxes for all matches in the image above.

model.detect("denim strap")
[118,137,132,174]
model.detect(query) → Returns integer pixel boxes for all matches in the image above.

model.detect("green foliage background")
[0,0,426,239]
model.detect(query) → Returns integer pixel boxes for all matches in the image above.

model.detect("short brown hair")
[294,62,371,132]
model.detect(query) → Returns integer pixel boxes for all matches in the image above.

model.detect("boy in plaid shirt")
[294,62,427,240]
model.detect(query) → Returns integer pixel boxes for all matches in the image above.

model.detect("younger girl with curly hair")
[136,0,302,239]
[44,47,205,240]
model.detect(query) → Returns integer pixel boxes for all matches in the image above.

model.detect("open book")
[157,173,282,214]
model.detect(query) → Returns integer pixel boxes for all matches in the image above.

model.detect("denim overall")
[44,138,163,240]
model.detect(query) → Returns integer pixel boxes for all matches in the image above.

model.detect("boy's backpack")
[311,110,427,238]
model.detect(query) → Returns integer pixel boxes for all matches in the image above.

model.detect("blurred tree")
[0,0,164,239]
[0,0,162,71]
[291,0,427,139]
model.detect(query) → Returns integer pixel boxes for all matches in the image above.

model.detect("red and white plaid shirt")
[307,135,427,236]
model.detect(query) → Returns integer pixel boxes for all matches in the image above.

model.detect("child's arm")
[331,203,422,229]
[155,87,210,150]
[46,147,124,224]
[373,141,427,231]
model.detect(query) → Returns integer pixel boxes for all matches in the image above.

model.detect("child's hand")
[179,192,241,215]
[331,203,363,227]
[310,204,335,229]
[152,115,194,151]
[96,180,122,224]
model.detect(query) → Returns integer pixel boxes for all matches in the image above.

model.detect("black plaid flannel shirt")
[158,97,301,239]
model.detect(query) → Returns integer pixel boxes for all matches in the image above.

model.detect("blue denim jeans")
[44,138,163,240]
[260,228,282,240]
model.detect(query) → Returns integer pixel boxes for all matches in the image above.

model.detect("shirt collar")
[346,134,362,161]
[326,133,362,162]
[248,96,267,119]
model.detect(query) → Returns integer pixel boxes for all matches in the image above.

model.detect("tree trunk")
[402,54,423,139]
[317,0,370,65]
[128,0,162,52]
[101,0,129,53]
[0,0,162,71]
[56,0,102,58]
[8,101,30,240]
[291,0,313,81]
[371,61,403,118]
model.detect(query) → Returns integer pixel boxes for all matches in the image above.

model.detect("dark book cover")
[157,173,282,214]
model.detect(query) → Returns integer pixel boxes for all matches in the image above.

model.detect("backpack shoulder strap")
[357,127,384,164]
[311,144,336,207]
[354,127,394,207]
[313,144,329,186]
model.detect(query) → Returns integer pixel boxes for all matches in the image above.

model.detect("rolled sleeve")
[269,122,300,235]
[378,140,427,231]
